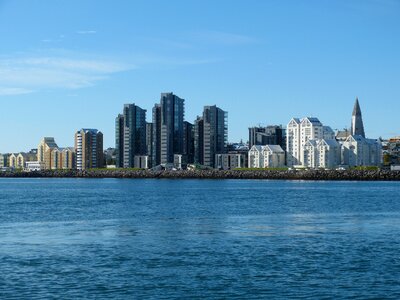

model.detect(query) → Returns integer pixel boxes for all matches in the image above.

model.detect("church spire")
[351,97,365,138]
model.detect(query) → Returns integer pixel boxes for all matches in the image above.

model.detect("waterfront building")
[202,105,228,168]
[286,118,301,166]
[248,125,285,149]
[146,123,153,166]
[0,154,9,168]
[61,147,76,169]
[183,121,194,164]
[50,148,62,169]
[151,104,161,167]
[9,152,36,169]
[351,97,365,138]
[115,114,124,167]
[9,153,17,168]
[194,116,204,165]
[115,104,147,168]
[134,155,149,169]
[215,153,246,170]
[303,139,341,169]
[338,98,381,167]
[287,116,339,168]
[299,117,324,154]
[174,154,184,169]
[383,136,400,167]
[37,137,59,169]
[248,145,285,168]
[160,93,185,165]
[341,135,381,167]
[25,161,45,172]
[75,128,104,170]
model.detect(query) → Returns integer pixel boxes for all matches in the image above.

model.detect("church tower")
[351,97,365,138]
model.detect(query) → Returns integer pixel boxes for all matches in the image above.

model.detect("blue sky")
[1,0,399,152]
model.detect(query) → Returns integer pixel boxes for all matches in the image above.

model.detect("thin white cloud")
[0,55,133,95]
[77,30,97,34]
[40,34,65,43]
[0,87,34,96]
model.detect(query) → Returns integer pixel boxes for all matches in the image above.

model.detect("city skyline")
[1,0,400,152]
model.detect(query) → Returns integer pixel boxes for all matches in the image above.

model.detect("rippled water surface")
[1,178,400,299]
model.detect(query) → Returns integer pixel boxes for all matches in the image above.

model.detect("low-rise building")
[383,137,400,167]
[9,152,36,169]
[215,153,246,170]
[134,155,149,169]
[248,145,285,168]
[341,135,382,167]
[25,161,45,172]
[0,154,9,168]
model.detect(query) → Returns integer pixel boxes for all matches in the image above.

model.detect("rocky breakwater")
[1,169,400,180]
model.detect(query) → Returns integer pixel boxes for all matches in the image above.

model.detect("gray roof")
[265,145,284,153]
[250,145,263,152]
[301,117,322,125]
[305,139,318,147]
[289,118,300,124]
[346,135,365,142]
[320,139,339,147]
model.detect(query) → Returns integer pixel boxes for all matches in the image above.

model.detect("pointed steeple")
[352,97,362,116]
[351,97,365,138]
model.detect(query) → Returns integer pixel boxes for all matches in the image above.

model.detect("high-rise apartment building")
[286,117,336,167]
[115,104,147,168]
[248,125,285,149]
[159,93,185,165]
[75,128,103,170]
[201,105,228,168]
[151,104,161,167]
[37,137,58,169]
[183,121,194,164]
[194,116,204,165]
[146,122,153,167]
[115,114,124,168]
[193,106,228,168]
[286,118,301,166]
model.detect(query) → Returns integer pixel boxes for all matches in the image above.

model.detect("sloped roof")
[250,145,263,152]
[319,139,339,147]
[301,117,322,126]
[346,135,365,143]
[264,145,284,153]
[304,139,318,147]
[288,118,300,125]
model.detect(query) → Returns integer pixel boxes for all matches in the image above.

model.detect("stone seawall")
[1,169,400,181]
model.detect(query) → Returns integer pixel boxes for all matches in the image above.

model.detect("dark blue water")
[1,178,400,299]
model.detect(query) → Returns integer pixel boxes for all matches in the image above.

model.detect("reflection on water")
[1,179,400,299]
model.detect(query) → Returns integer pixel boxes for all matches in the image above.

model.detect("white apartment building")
[286,118,301,166]
[287,117,327,167]
[248,145,285,168]
[318,139,341,169]
[303,139,341,169]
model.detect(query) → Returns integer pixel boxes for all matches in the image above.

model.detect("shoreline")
[1,169,400,181]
